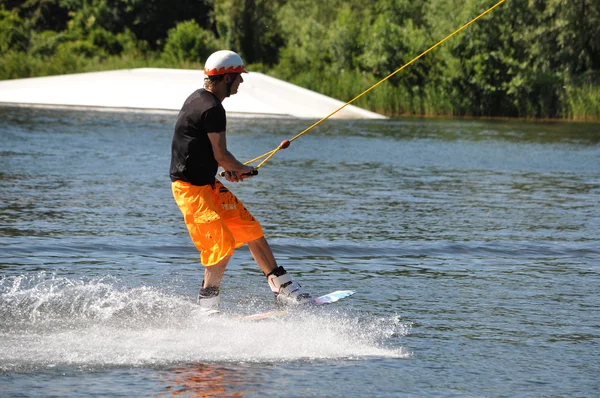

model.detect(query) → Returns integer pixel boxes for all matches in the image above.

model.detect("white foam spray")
[0,273,410,370]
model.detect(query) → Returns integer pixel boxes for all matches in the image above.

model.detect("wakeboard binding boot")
[198,285,220,313]
[267,266,312,305]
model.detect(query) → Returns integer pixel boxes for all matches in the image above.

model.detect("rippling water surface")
[1,106,599,397]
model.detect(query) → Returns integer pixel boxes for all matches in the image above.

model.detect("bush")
[89,27,123,55]
[115,28,149,56]
[564,74,600,121]
[28,30,67,57]
[0,8,31,53]
[56,39,100,59]
[162,20,219,64]
[0,51,38,79]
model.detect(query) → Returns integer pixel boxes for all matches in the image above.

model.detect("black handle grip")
[219,169,259,177]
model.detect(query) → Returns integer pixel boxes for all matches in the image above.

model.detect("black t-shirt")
[170,89,226,186]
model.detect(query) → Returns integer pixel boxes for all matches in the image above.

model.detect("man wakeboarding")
[170,50,311,311]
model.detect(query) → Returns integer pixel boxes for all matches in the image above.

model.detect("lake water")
[1,106,599,397]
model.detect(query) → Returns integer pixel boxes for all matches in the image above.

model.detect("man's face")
[228,73,243,95]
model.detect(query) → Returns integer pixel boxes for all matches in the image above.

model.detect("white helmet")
[204,50,248,76]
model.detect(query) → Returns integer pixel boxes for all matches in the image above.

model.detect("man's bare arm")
[208,131,254,179]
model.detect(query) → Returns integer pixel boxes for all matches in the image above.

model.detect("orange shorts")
[172,180,264,266]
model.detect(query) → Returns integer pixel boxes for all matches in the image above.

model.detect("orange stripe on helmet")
[204,65,248,76]
[203,50,248,76]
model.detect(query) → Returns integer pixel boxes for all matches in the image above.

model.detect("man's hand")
[223,165,256,182]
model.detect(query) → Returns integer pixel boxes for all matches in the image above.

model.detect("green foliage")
[119,0,212,49]
[28,30,67,57]
[274,0,451,116]
[0,0,599,120]
[450,0,562,117]
[214,0,284,65]
[0,8,31,53]
[563,72,600,120]
[114,28,149,56]
[3,0,71,32]
[0,51,39,79]
[0,46,87,79]
[162,20,219,63]
[89,27,123,55]
[545,0,600,76]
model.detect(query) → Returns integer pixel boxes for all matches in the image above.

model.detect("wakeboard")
[240,290,355,321]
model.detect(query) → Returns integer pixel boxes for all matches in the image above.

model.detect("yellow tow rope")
[245,0,506,171]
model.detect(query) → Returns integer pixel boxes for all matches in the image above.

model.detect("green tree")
[214,0,285,65]
[451,0,560,117]
[0,8,30,54]
[0,0,70,32]
[358,0,430,85]
[28,29,67,57]
[276,0,358,78]
[121,0,213,49]
[1,0,599,119]
[162,20,219,63]
[545,0,600,76]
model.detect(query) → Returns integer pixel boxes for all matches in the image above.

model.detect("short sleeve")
[201,106,226,133]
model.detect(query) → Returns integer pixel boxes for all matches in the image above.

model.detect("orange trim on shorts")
[172,180,264,266]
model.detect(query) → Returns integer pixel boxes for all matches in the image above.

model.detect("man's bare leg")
[248,236,311,303]
[197,255,230,309]
[202,255,230,288]
[247,236,277,275]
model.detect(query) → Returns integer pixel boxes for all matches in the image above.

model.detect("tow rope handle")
[218,139,290,177]
[218,169,259,177]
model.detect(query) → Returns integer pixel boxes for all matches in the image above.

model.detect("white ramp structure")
[0,68,385,119]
